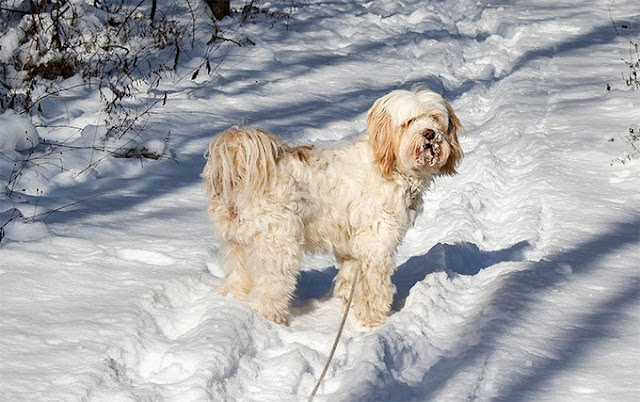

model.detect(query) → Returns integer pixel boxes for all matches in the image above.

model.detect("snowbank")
[0,110,40,151]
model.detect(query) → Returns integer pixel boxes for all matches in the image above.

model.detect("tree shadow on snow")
[343,219,640,401]
[35,10,621,227]
[292,240,531,310]
[392,240,531,311]
[293,266,338,307]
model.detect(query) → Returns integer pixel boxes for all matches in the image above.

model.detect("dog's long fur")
[203,88,462,326]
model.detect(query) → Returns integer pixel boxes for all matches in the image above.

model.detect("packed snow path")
[1,0,639,401]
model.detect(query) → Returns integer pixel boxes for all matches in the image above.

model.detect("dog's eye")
[404,118,416,127]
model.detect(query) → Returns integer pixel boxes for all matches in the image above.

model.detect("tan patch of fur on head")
[439,100,464,176]
[367,103,399,178]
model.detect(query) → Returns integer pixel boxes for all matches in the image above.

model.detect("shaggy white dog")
[203,88,462,327]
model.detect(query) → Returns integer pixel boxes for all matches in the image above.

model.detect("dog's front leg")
[351,254,396,327]
[333,256,359,303]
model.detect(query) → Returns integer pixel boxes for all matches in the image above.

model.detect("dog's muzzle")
[420,129,442,166]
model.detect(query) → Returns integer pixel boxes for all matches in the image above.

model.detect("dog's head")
[367,89,463,178]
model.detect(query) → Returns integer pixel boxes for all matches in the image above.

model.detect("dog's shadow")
[293,241,531,311]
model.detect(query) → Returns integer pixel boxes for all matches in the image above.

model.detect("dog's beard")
[401,128,446,172]
[417,137,442,167]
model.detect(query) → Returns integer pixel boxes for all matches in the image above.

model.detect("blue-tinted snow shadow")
[292,240,530,309]
[33,8,620,226]
[342,219,640,402]
[392,240,531,310]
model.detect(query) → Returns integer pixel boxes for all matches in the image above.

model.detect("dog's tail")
[202,126,286,211]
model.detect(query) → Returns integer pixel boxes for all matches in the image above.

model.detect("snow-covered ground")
[1,0,639,400]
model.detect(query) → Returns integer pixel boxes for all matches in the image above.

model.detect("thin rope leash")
[307,273,358,402]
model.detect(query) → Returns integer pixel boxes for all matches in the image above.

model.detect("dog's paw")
[249,300,290,326]
[332,280,351,303]
[351,297,390,328]
[354,310,387,328]
[257,309,289,326]
[218,285,249,301]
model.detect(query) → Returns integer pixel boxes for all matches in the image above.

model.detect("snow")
[1,0,639,401]
[0,109,40,151]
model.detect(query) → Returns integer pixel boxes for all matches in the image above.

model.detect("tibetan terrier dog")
[203,88,462,327]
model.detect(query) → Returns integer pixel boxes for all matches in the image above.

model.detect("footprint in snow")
[608,169,631,184]
[114,275,225,389]
[142,275,221,340]
[116,248,175,266]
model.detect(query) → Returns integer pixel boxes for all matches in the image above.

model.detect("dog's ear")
[368,101,396,178]
[440,100,464,175]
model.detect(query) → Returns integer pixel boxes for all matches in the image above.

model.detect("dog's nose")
[422,129,435,140]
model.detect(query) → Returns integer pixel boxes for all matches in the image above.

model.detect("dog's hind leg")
[245,222,303,325]
[218,241,252,301]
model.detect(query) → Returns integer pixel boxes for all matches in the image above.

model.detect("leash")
[307,273,358,402]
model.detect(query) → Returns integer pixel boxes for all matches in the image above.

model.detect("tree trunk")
[150,0,157,25]
[203,0,230,20]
